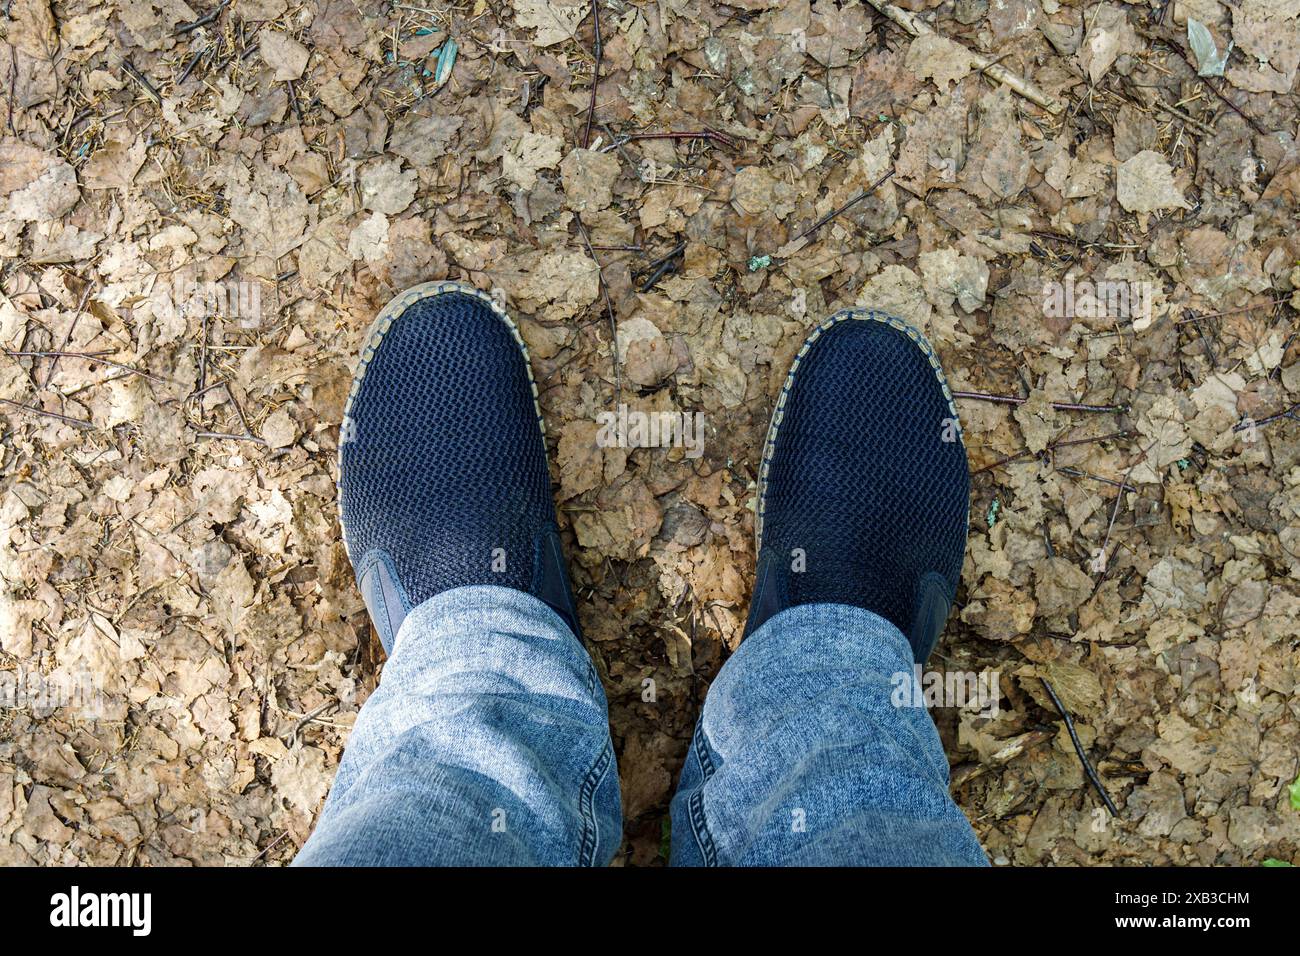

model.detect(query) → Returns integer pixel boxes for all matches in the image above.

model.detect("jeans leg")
[670,603,987,866]
[294,585,621,866]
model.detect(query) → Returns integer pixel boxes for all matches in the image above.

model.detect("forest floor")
[1,0,1298,865]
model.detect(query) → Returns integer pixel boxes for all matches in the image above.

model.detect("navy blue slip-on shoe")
[744,309,970,663]
[337,282,581,654]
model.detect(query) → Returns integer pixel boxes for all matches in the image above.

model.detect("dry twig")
[1041,678,1119,817]
[0,397,94,430]
[863,0,1062,114]
[575,216,621,400]
[953,391,1127,414]
[582,0,601,148]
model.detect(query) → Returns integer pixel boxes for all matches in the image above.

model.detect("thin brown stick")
[176,0,229,35]
[582,0,601,148]
[177,48,208,84]
[971,448,1036,475]
[227,387,256,438]
[622,129,736,150]
[1055,466,1137,493]
[41,281,95,388]
[196,431,267,445]
[635,241,686,277]
[972,429,1129,476]
[250,831,290,864]
[286,79,303,125]
[0,397,95,429]
[1094,439,1156,580]
[1041,678,1119,817]
[636,242,685,292]
[952,391,1127,414]
[1171,296,1288,324]
[121,60,163,106]
[575,216,621,401]
[7,49,17,135]
[1235,401,1300,432]
[288,700,337,749]
[1053,429,1130,450]
[198,313,209,394]
[1083,294,1288,340]
[7,349,170,384]
[1138,86,1215,136]
[1150,31,1267,136]
[190,380,229,398]
[189,379,259,442]
[862,0,1062,114]
[791,169,895,246]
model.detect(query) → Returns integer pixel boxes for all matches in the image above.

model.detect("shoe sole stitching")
[755,309,966,550]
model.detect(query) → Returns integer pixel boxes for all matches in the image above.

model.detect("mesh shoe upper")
[747,310,970,662]
[338,284,576,650]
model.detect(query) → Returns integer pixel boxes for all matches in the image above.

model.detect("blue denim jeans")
[293,585,987,866]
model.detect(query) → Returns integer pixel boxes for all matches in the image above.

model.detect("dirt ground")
[1,0,1298,866]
